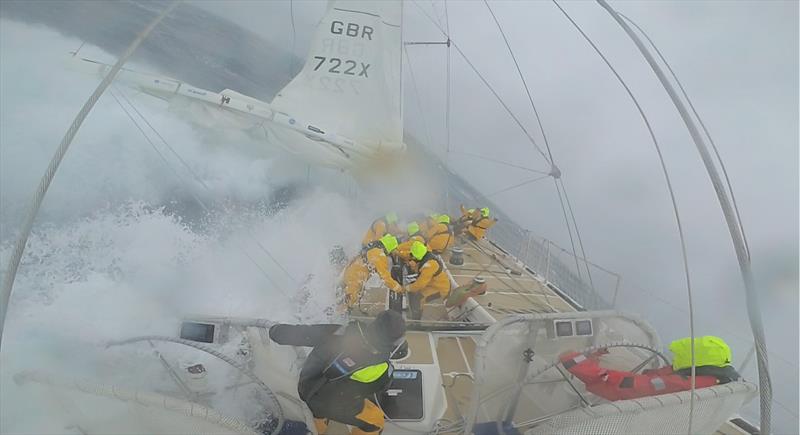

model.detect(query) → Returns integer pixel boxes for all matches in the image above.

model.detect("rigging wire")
[482,0,556,164]
[483,0,594,289]
[289,0,297,76]
[108,88,287,295]
[486,175,550,198]
[552,179,584,281]
[428,0,445,29]
[412,0,591,289]
[450,150,550,175]
[444,0,452,156]
[558,178,596,295]
[410,0,551,165]
[618,12,751,261]
[551,0,697,430]
[403,45,436,154]
[0,0,180,345]
[595,1,771,431]
[113,88,298,285]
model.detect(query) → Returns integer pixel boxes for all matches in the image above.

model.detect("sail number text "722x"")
[313,56,370,78]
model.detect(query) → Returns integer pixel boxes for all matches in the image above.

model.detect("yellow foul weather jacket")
[406,254,450,300]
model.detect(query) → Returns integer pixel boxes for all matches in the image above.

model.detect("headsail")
[269,0,405,168]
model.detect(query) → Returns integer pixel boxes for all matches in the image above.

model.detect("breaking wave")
[0,20,365,433]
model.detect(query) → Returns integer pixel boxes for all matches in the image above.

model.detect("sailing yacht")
[6,1,771,434]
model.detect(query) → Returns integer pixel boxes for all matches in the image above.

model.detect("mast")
[595,1,773,433]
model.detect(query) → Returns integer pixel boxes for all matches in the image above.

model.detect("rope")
[108,89,287,294]
[113,88,298,285]
[411,0,551,165]
[444,0,451,155]
[486,175,550,198]
[481,1,557,166]
[617,12,751,262]
[450,151,550,175]
[289,0,297,76]
[106,335,284,434]
[557,179,596,299]
[403,45,436,153]
[552,179,583,281]
[483,0,596,296]
[593,2,771,432]
[415,0,596,300]
[0,1,181,346]
[552,1,699,430]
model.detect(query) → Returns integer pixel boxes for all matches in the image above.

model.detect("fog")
[1,0,797,433]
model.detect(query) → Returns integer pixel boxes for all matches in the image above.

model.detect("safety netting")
[14,370,259,435]
[463,312,757,435]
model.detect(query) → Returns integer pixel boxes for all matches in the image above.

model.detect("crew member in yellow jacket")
[405,241,451,320]
[362,212,400,246]
[343,234,403,308]
[459,206,497,240]
[423,214,455,253]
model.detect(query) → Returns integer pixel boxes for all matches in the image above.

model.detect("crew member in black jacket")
[269,310,406,435]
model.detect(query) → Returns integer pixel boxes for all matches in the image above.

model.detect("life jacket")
[301,323,393,402]
[418,252,444,277]
[425,223,454,253]
[361,240,386,256]
[560,351,728,401]
[362,218,395,245]
[472,216,493,231]
[361,240,392,268]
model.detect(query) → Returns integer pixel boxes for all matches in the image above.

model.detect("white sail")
[66,1,406,169]
[268,0,405,168]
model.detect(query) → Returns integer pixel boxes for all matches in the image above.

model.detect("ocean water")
[0,15,365,433]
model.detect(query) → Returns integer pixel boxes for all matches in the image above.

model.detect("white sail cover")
[269,0,404,166]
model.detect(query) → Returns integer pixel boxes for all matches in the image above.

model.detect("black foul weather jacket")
[268,322,393,419]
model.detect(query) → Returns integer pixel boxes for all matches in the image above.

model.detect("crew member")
[559,336,740,401]
[343,234,402,308]
[458,206,496,240]
[405,241,451,320]
[405,221,421,241]
[396,220,427,262]
[362,212,400,246]
[423,214,455,254]
[269,310,406,435]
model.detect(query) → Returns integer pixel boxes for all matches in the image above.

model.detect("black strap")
[361,240,385,257]
[420,253,444,277]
